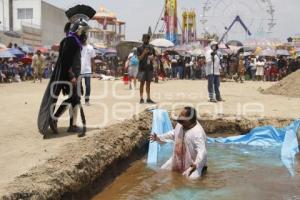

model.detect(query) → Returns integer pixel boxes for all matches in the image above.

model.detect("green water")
[93,144,300,200]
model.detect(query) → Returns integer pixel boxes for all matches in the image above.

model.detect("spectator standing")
[250,57,257,81]
[137,34,156,104]
[81,36,96,106]
[255,57,265,81]
[127,48,139,89]
[32,50,45,83]
[206,42,223,103]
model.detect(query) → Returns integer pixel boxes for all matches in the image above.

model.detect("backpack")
[130,55,139,66]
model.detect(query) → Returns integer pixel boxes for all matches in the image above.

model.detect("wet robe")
[158,122,208,179]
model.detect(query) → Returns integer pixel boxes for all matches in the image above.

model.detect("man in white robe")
[150,107,208,180]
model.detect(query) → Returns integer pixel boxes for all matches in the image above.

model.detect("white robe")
[158,122,208,179]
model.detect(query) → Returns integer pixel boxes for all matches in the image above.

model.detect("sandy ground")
[0,79,299,191]
[263,70,300,98]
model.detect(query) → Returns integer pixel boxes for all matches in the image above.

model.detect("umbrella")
[228,45,242,54]
[226,40,243,47]
[276,49,290,56]
[0,50,16,58]
[150,38,175,48]
[243,52,253,57]
[35,47,49,53]
[241,46,255,52]
[218,42,229,49]
[164,50,180,56]
[20,45,34,53]
[105,48,117,54]
[20,56,33,64]
[8,48,25,57]
[260,49,276,57]
[190,49,204,56]
[219,48,233,55]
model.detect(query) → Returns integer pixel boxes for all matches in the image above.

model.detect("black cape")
[37,36,80,134]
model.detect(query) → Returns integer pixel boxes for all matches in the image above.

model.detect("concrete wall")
[13,0,41,31]
[0,0,9,31]
[41,0,66,45]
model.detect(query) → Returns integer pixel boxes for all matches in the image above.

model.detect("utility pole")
[9,0,13,31]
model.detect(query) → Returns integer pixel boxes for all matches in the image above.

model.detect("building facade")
[90,6,126,48]
[0,0,67,46]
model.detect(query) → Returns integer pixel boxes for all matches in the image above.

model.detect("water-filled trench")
[92,143,300,200]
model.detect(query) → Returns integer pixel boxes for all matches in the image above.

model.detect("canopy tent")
[35,47,49,53]
[0,50,16,58]
[190,48,205,56]
[226,40,243,47]
[228,45,243,54]
[276,49,290,56]
[7,48,25,58]
[20,45,34,53]
[244,38,282,49]
[260,49,276,57]
[218,42,229,49]
[163,49,180,56]
[219,48,233,56]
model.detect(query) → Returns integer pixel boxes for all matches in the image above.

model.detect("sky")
[46,0,300,42]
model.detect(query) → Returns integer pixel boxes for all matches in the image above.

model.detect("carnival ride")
[219,15,251,43]
[200,0,276,39]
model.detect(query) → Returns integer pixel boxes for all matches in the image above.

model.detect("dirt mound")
[262,70,300,98]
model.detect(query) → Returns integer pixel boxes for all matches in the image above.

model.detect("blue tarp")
[0,50,16,58]
[208,120,300,176]
[20,45,34,53]
[147,109,174,167]
[8,48,25,58]
[147,109,300,175]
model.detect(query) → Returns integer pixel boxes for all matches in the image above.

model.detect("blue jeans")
[178,66,184,79]
[171,67,176,78]
[207,75,221,100]
[82,76,91,103]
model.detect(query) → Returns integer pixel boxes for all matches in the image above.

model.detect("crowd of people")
[0,50,57,83]
[124,44,300,89]
[227,54,300,83]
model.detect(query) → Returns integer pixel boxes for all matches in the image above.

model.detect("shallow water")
[93,144,300,200]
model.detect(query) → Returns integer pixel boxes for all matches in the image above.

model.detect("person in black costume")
[37,5,96,138]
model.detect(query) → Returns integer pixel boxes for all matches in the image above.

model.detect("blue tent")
[8,48,25,58]
[20,45,34,53]
[0,50,16,58]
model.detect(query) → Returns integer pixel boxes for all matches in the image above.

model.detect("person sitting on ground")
[150,107,208,180]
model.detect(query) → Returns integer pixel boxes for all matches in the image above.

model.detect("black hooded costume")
[37,5,96,137]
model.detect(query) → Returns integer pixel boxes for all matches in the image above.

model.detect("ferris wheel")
[200,0,276,38]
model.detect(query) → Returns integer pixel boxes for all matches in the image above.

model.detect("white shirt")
[205,49,221,75]
[81,44,96,74]
[158,122,208,179]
